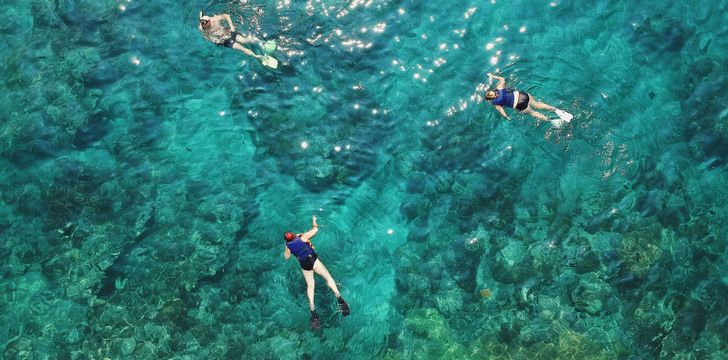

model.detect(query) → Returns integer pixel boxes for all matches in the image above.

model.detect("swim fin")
[337,297,350,317]
[310,310,320,330]
[261,55,278,69]
[262,40,277,54]
[554,109,573,123]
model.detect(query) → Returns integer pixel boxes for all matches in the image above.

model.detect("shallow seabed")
[1,0,728,359]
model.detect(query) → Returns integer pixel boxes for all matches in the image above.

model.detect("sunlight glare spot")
[519,26,527,33]
[464,7,476,19]
[301,141,309,149]
[398,8,405,15]
[387,229,394,235]
[486,43,495,50]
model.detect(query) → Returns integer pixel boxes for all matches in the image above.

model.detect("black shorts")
[299,253,318,271]
[516,92,530,111]
[222,32,239,48]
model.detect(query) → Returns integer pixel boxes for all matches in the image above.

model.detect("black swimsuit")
[516,92,530,111]
[222,32,239,48]
[299,253,318,271]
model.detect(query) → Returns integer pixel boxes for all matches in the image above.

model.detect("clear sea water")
[1,0,728,358]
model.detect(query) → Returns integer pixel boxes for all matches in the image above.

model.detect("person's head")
[284,231,296,242]
[485,90,497,100]
[200,16,212,29]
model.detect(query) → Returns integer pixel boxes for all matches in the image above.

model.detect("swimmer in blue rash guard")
[485,73,560,122]
[284,215,350,330]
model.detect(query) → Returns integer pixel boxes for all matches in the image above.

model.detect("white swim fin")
[554,109,573,123]
[261,55,278,69]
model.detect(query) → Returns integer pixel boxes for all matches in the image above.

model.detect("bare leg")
[525,108,549,122]
[235,34,262,45]
[531,100,557,112]
[302,269,316,311]
[231,43,260,59]
[312,260,341,297]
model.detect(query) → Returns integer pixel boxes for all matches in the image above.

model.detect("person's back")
[490,88,516,108]
[199,16,231,45]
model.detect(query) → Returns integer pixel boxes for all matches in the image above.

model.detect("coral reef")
[1,0,727,358]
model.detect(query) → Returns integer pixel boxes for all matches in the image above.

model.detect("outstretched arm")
[494,105,510,120]
[488,73,506,90]
[284,246,291,260]
[222,13,236,32]
[300,215,319,242]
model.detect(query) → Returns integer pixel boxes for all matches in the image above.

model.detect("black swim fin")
[310,310,320,330]
[337,297,350,317]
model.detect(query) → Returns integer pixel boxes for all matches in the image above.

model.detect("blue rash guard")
[491,89,516,108]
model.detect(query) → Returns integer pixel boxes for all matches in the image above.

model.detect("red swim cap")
[284,231,295,241]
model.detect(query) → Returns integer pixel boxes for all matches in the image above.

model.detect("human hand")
[312,215,318,227]
[487,73,494,78]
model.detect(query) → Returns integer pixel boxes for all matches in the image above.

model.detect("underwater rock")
[630,292,675,356]
[573,247,601,274]
[464,223,490,253]
[402,308,467,358]
[434,282,465,316]
[399,194,432,221]
[57,0,116,25]
[491,240,535,283]
[569,273,614,315]
[294,157,336,192]
[118,337,136,356]
[618,222,663,278]
[631,15,688,54]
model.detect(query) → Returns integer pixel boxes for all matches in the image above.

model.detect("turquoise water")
[1,0,728,358]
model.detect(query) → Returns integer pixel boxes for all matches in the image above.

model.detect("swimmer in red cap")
[284,215,349,330]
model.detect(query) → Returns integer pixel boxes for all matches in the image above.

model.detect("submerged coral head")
[480,288,492,299]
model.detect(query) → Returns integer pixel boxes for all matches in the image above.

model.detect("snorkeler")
[284,215,350,330]
[485,73,572,123]
[198,11,277,68]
